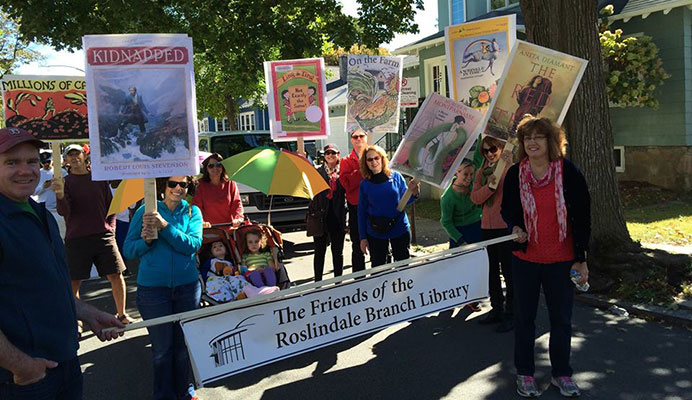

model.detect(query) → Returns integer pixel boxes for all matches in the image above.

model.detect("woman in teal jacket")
[124,175,202,400]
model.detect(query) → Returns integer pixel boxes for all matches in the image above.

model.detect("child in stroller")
[199,228,278,304]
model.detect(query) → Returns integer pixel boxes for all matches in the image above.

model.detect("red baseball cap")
[0,127,44,154]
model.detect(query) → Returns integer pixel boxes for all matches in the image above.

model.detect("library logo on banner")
[209,314,261,367]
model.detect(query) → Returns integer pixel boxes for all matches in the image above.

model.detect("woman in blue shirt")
[124,175,203,400]
[358,145,420,267]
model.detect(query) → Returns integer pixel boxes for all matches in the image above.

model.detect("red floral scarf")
[324,161,340,200]
[519,158,567,243]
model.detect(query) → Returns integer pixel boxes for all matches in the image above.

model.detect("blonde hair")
[515,115,567,161]
[359,145,392,180]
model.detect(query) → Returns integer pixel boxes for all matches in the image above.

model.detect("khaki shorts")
[65,232,126,280]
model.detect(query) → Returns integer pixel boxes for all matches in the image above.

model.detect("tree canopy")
[0,0,424,126]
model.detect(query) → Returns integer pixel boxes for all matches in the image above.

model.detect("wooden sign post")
[144,178,158,239]
[50,142,62,179]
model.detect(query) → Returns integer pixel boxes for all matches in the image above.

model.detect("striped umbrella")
[108,178,144,216]
[221,147,328,199]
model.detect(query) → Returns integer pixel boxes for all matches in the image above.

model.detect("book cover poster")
[390,93,484,188]
[445,15,516,110]
[345,54,403,135]
[84,33,199,181]
[264,58,329,142]
[481,40,588,144]
[1,75,87,140]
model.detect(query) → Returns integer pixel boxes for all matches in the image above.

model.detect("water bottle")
[570,268,590,292]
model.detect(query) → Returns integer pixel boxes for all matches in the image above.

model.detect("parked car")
[198,130,315,226]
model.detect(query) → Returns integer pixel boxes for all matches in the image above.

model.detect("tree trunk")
[224,95,238,131]
[520,0,632,251]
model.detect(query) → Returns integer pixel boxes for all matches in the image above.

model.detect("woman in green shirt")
[440,159,482,248]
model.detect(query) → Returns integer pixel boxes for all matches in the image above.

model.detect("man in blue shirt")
[0,127,124,399]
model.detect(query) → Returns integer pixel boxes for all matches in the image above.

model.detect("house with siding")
[394,0,692,192]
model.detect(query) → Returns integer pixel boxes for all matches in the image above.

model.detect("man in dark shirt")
[0,127,123,399]
[54,144,131,324]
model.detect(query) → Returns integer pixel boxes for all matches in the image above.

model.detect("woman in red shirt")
[193,153,244,228]
[501,115,591,398]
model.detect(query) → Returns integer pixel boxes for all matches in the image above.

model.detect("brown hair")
[515,115,567,161]
[359,145,392,180]
[243,228,268,254]
[200,153,229,183]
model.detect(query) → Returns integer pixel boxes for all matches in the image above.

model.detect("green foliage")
[599,8,670,109]
[323,43,391,66]
[0,10,43,77]
[0,0,423,122]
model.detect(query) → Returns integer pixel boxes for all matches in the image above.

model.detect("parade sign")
[400,76,420,108]
[83,34,199,180]
[481,40,588,143]
[390,93,484,188]
[445,15,516,110]
[181,248,489,386]
[1,75,87,140]
[345,54,403,135]
[264,58,330,142]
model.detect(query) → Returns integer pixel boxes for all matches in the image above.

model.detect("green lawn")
[411,198,692,247]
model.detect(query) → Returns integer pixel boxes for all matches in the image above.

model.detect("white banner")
[400,76,419,108]
[181,248,488,386]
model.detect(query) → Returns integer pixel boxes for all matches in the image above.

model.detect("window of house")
[490,0,518,10]
[424,55,449,98]
[215,117,229,132]
[236,112,256,131]
[613,146,625,172]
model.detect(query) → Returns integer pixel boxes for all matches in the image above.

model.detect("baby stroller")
[198,227,239,306]
[230,223,292,290]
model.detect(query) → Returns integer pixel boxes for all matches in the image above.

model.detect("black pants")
[513,257,574,377]
[482,228,513,313]
[313,215,345,282]
[348,204,365,273]
[368,230,411,268]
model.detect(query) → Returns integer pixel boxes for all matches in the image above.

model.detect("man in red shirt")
[339,130,368,273]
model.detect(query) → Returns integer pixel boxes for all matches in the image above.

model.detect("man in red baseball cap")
[0,127,124,398]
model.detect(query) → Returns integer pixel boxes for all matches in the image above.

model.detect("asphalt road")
[77,227,692,400]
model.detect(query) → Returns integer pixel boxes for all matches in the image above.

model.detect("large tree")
[520,0,689,294]
[0,0,423,128]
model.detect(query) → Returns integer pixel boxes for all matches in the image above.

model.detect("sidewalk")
[410,216,692,327]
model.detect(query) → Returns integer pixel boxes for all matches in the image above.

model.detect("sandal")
[117,313,134,325]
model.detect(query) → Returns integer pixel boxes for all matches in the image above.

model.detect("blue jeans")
[448,220,482,248]
[137,281,201,400]
[512,257,574,377]
[0,356,82,400]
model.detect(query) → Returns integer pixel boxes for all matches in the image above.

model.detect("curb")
[575,293,692,327]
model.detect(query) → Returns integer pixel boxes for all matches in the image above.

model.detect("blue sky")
[16,0,438,76]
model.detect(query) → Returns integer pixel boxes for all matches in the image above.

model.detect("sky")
[16,0,439,76]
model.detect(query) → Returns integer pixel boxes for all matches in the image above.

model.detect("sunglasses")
[366,156,381,162]
[482,145,498,154]
[324,151,338,156]
[351,134,366,139]
[207,163,223,169]
[167,180,189,189]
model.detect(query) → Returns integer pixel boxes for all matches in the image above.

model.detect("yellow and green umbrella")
[108,178,144,216]
[221,147,328,199]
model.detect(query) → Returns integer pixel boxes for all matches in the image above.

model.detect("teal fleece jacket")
[124,200,203,287]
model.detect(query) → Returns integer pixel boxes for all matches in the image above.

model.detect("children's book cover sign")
[264,58,329,142]
[390,93,484,188]
[1,75,87,140]
[481,40,588,144]
[83,34,199,181]
[445,15,516,110]
[345,54,403,135]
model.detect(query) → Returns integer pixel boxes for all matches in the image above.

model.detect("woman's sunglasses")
[324,151,338,156]
[167,181,189,189]
[482,145,498,155]
[207,163,223,169]
[366,156,381,162]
